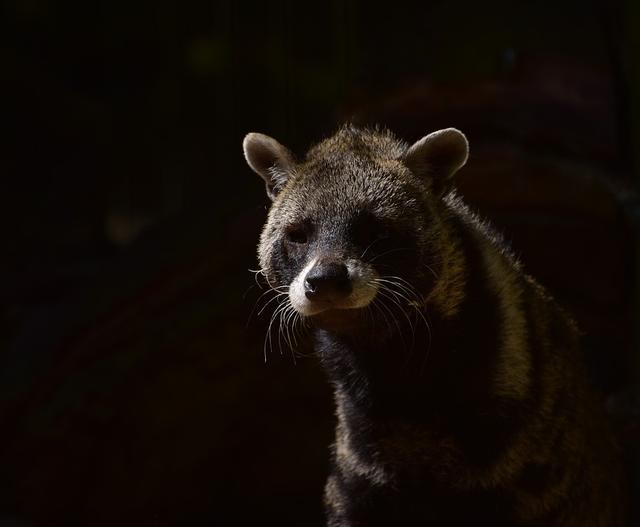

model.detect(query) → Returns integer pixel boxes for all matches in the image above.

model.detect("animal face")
[244,126,468,328]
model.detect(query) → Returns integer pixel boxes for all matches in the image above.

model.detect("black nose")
[304,261,352,301]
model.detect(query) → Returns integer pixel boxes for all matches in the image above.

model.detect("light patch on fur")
[324,475,347,524]
[267,165,293,190]
[476,233,531,400]
[289,257,379,316]
[426,239,466,317]
[425,205,466,317]
[288,257,319,315]
[334,391,388,486]
[441,192,530,399]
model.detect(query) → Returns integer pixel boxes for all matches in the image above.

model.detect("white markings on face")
[289,256,379,316]
[289,257,319,315]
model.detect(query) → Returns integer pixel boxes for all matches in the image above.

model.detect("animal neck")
[315,213,529,423]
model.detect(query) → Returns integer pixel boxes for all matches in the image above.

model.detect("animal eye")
[285,226,308,244]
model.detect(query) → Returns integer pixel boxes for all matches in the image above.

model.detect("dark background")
[3,0,640,525]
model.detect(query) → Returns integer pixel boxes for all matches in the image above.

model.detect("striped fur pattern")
[243,126,626,526]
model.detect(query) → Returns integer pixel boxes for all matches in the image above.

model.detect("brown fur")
[244,125,627,526]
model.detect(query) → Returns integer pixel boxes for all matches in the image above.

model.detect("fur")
[244,125,626,526]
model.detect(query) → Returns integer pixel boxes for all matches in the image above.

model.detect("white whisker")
[368,274,434,373]
[367,247,413,263]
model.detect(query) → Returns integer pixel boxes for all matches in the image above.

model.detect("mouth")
[290,285,378,318]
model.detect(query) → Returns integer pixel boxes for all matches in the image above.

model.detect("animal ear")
[243,133,296,200]
[402,128,469,195]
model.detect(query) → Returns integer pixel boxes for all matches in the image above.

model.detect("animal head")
[244,126,468,330]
